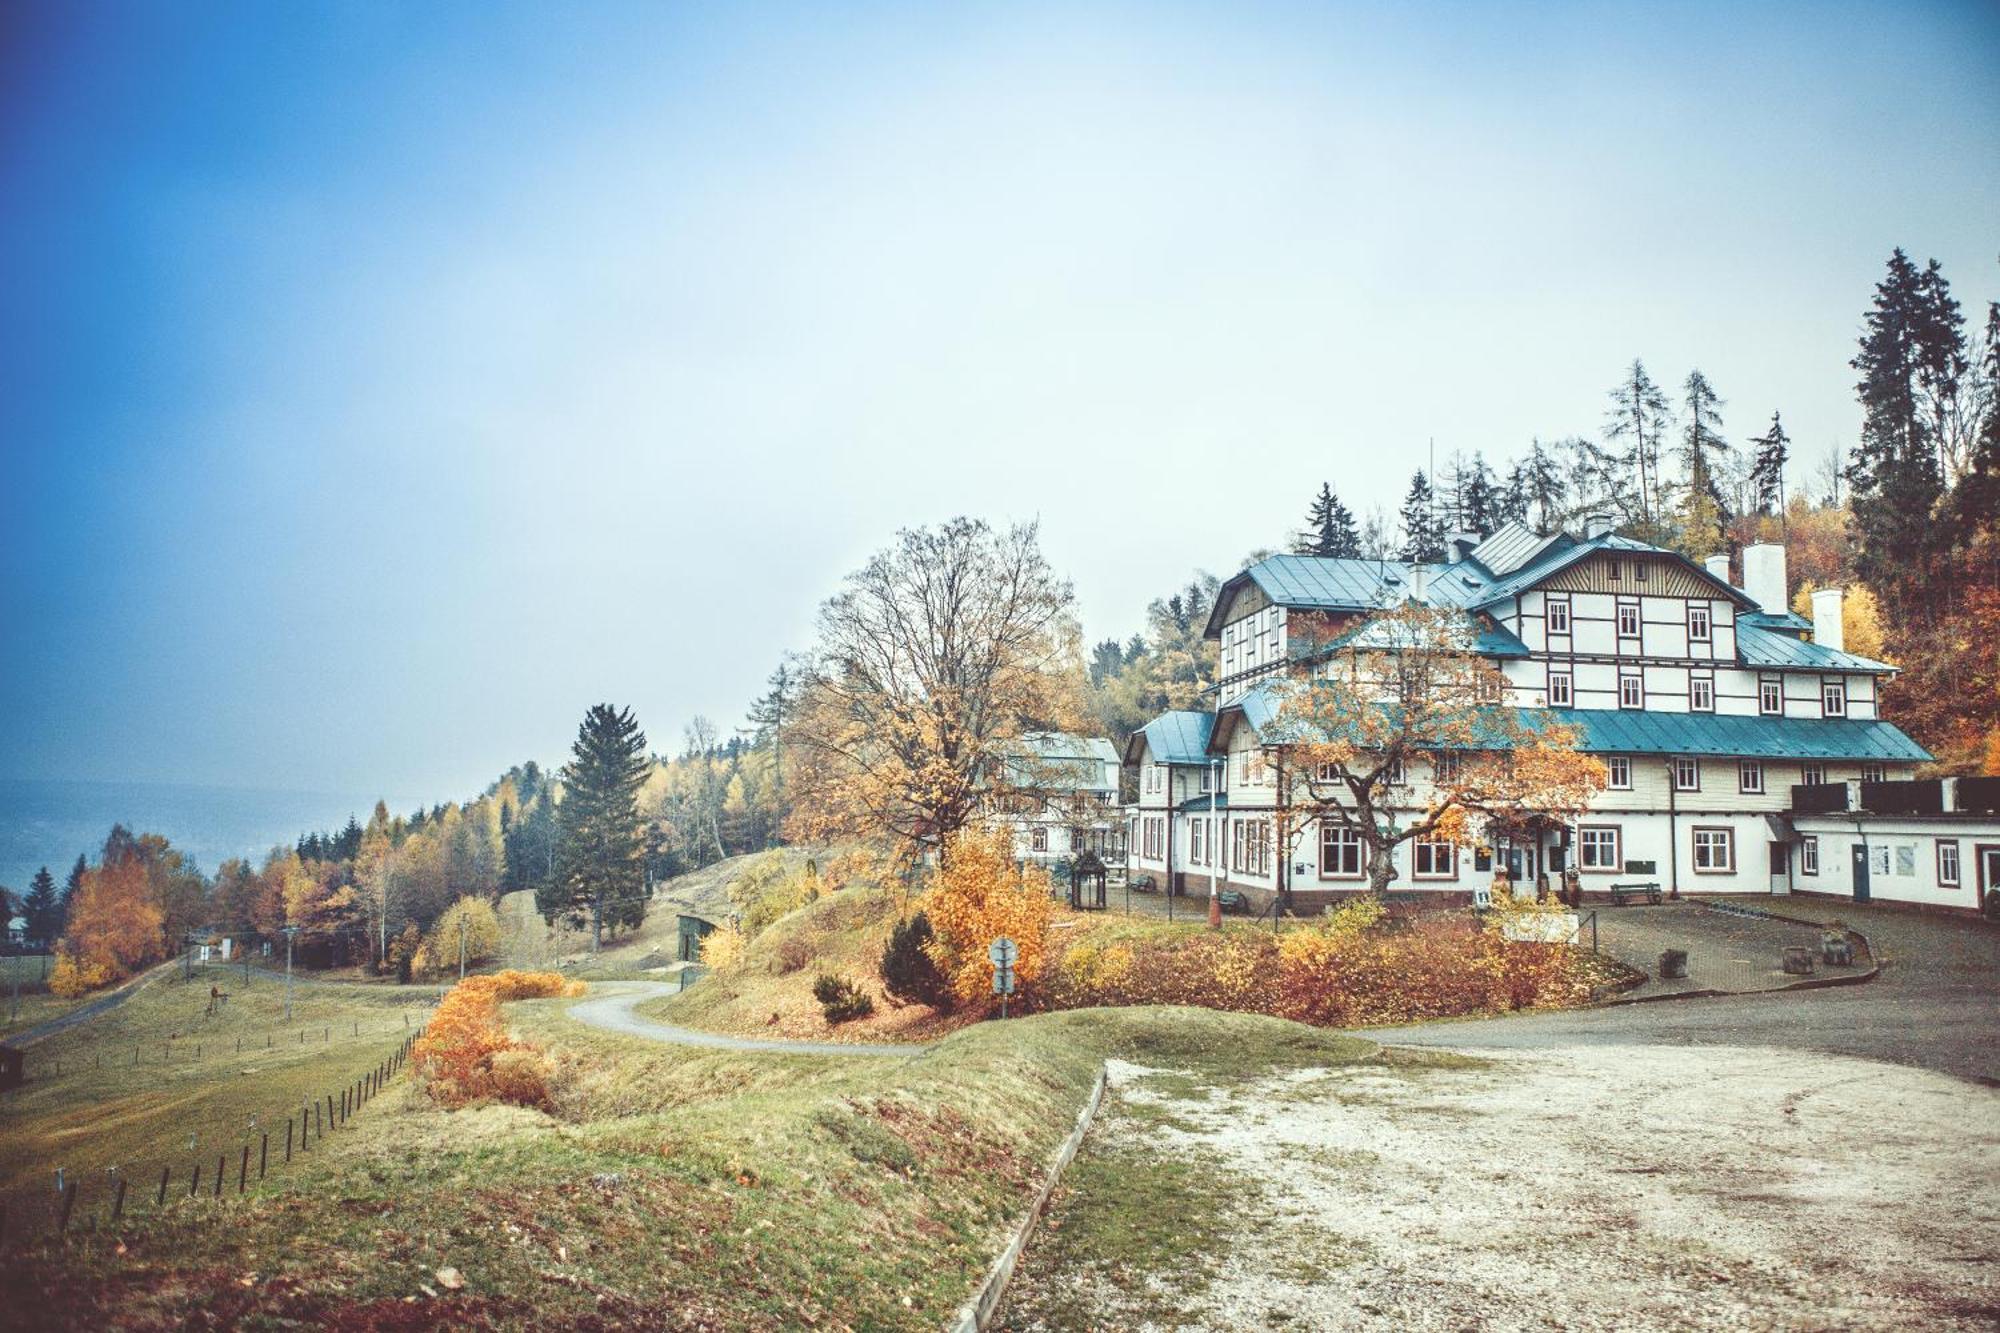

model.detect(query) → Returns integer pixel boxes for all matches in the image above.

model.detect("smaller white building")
[992,732,1125,868]
[1788,776,2000,915]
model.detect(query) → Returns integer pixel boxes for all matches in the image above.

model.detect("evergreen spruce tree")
[1522,439,1569,533]
[1675,370,1732,558]
[23,866,60,948]
[63,853,86,915]
[1295,483,1361,557]
[1747,412,1790,516]
[549,703,650,945]
[1456,453,1500,536]
[1397,470,1446,562]
[1848,248,1963,614]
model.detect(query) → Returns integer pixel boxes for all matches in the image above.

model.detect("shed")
[676,914,717,963]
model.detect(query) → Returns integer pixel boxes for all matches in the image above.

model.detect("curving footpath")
[566,981,930,1058]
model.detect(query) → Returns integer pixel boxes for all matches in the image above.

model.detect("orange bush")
[411,970,582,1109]
[47,952,114,998]
[918,825,1055,1011]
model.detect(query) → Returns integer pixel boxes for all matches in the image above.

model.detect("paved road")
[1374,902,2000,1085]
[567,982,930,1058]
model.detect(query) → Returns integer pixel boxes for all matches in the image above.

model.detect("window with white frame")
[1617,601,1640,637]
[1673,757,1700,791]
[1031,827,1048,852]
[1190,818,1206,866]
[1433,750,1462,784]
[1608,560,1622,583]
[1692,826,1735,872]
[1801,763,1826,787]
[1320,825,1363,878]
[1738,760,1764,794]
[1606,755,1632,790]
[1800,835,1819,875]
[1690,674,1715,711]
[1145,764,1163,795]
[1548,670,1572,707]
[1937,840,1960,887]
[1759,678,1782,714]
[1619,672,1643,708]
[1822,680,1847,717]
[1547,598,1571,634]
[1577,825,1621,870]
[1413,839,1456,879]
[1635,561,1650,584]
[1069,828,1083,852]
[1687,604,1711,642]
[1863,764,1886,783]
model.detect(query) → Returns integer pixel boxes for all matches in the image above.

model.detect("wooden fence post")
[57,1181,77,1235]
[189,1162,200,1198]
[285,1120,293,1163]
[260,1133,268,1179]
[112,1177,128,1221]
[157,1165,170,1206]
[238,1146,248,1194]
[213,1154,224,1198]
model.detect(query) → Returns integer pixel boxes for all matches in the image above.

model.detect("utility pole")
[283,928,297,1022]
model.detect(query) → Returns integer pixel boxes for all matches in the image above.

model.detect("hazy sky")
[3,1,1996,802]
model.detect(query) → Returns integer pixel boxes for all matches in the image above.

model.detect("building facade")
[993,732,1124,869]
[1125,520,1995,914]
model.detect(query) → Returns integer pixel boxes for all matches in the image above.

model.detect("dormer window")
[1759,678,1783,715]
[1608,561,1622,582]
[1822,681,1847,717]
[1635,562,1649,584]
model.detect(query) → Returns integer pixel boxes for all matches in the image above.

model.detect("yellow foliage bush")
[700,923,747,971]
[46,952,113,998]
[412,969,583,1109]
[918,824,1054,1010]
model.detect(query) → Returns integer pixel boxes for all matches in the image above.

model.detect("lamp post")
[282,926,298,1022]
[1208,758,1222,929]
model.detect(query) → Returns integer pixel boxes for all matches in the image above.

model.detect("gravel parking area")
[1590,900,1869,997]
[1001,1048,2000,1332]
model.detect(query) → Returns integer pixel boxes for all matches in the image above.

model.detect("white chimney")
[1704,554,1731,585]
[1584,513,1613,539]
[1811,586,1845,652]
[1742,543,1789,615]
[1407,563,1429,602]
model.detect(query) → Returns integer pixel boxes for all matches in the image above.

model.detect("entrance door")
[1768,842,1791,894]
[1978,845,2000,908]
[1502,845,1538,898]
[1851,844,1871,902]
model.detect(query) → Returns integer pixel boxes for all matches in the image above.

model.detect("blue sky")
[2,1,1996,801]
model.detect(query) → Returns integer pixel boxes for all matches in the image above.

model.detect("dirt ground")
[1000,1046,2000,1332]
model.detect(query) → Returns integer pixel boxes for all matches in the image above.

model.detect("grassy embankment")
[0,953,81,1039]
[15,987,1374,1329]
[0,965,432,1237]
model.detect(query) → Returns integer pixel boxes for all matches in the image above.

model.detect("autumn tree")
[1261,605,1604,900]
[549,703,650,943]
[423,895,503,978]
[918,824,1055,1010]
[53,840,167,991]
[786,518,1079,862]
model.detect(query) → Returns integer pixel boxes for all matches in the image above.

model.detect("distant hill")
[0,777,404,892]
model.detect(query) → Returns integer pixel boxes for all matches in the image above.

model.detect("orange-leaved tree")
[1262,604,1604,899]
[918,823,1054,1010]
[784,518,1082,865]
[50,848,166,995]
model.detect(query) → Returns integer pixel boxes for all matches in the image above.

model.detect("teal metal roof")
[1469,531,1751,612]
[1735,623,1896,675]
[1215,680,1930,763]
[1126,711,1215,765]
[1563,710,1930,762]
[1180,793,1230,813]
[1740,609,1813,635]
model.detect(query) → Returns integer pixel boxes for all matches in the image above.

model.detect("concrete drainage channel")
[948,1063,1109,1333]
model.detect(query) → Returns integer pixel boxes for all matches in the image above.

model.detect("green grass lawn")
[12,992,1375,1330]
[0,968,435,1238]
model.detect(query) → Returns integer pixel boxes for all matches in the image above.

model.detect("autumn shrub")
[878,910,953,1010]
[46,952,114,998]
[422,896,503,977]
[412,969,583,1109]
[919,824,1055,1011]
[700,923,747,971]
[812,973,875,1023]
[772,933,815,975]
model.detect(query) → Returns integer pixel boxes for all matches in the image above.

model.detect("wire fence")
[0,1024,427,1249]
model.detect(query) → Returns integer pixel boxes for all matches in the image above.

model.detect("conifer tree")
[1675,370,1732,558]
[1604,360,1673,530]
[1747,412,1790,516]
[549,703,650,943]
[1397,470,1445,562]
[1295,482,1361,557]
[63,854,86,914]
[1848,248,1964,613]
[23,866,60,948]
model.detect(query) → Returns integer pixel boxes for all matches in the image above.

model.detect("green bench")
[1610,881,1663,907]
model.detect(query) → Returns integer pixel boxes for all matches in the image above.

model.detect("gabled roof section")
[1124,711,1214,766]
[1468,521,1567,578]
[1736,623,1897,675]
[1006,731,1120,765]
[1468,531,1754,612]
[1739,609,1813,636]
